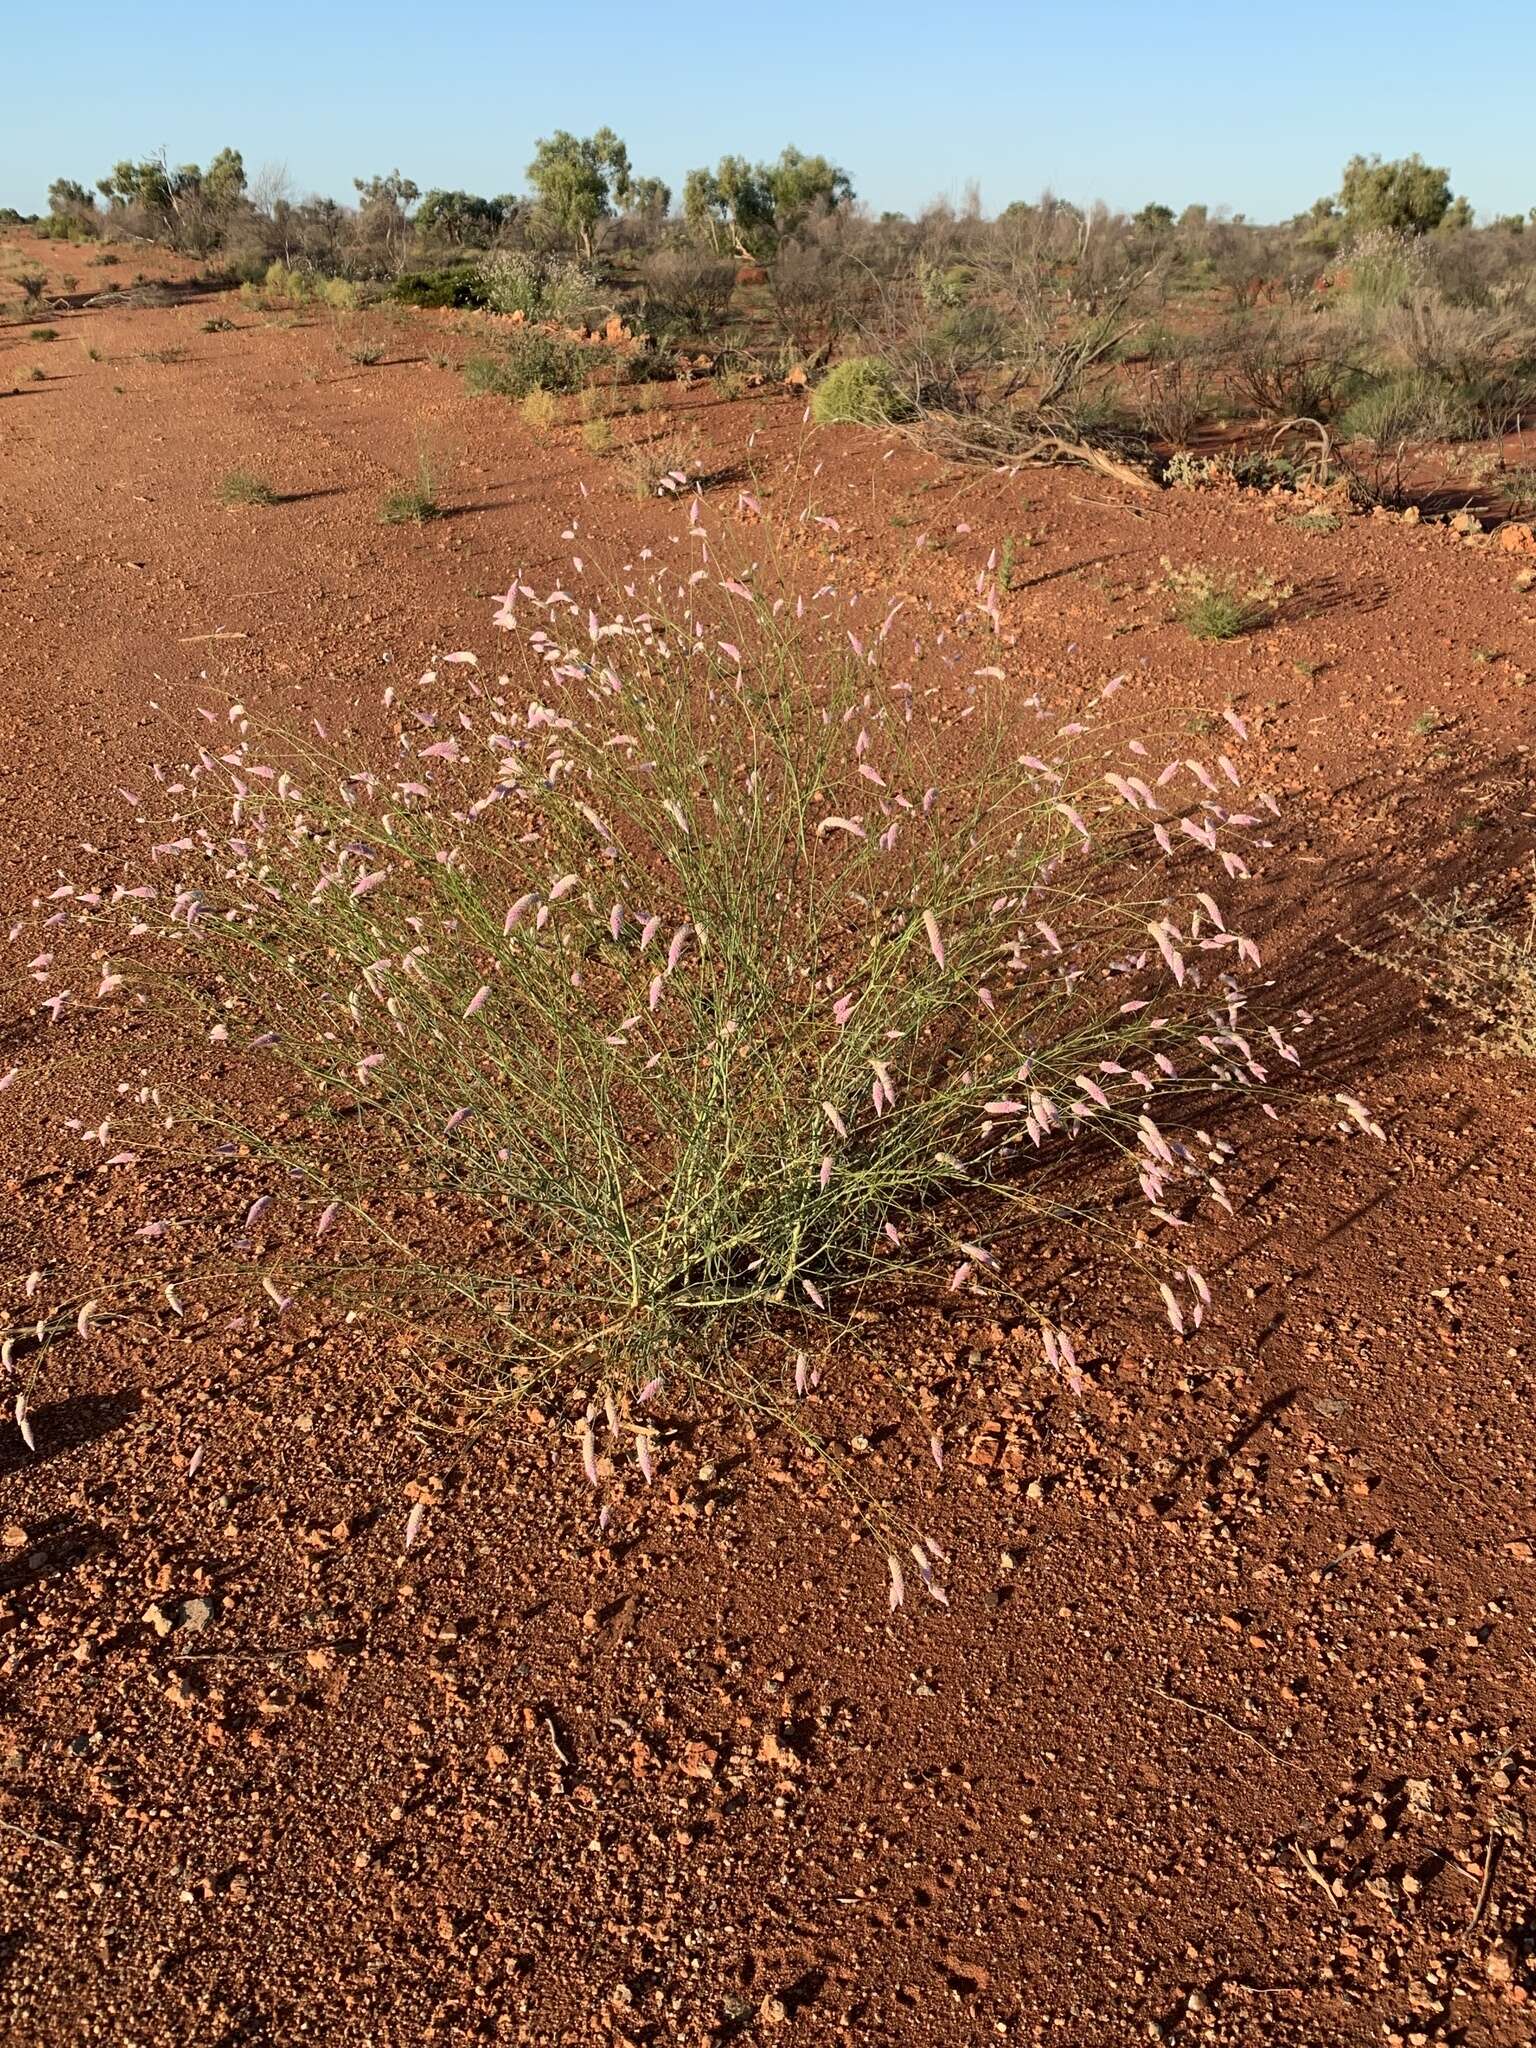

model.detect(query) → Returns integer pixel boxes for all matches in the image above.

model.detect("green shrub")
[811,356,911,426]
[29,325,57,343]
[463,333,589,400]
[392,265,485,310]
[477,250,596,326]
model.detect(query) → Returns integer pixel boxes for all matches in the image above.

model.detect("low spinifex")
[8,518,1300,1579]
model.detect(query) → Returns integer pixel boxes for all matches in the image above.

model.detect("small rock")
[143,1602,175,1638]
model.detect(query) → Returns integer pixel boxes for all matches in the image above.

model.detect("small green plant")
[520,388,559,430]
[1287,510,1342,534]
[999,536,1018,592]
[29,325,56,343]
[380,459,442,525]
[91,252,120,268]
[1163,560,1290,641]
[342,337,385,366]
[477,249,596,326]
[140,345,188,365]
[217,470,280,508]
[202,315,236,333]
[811,356,911,427]
[17,275,46,305]
[28,365,46,382]
[84,345,102,361]
[582,415,614,455]
[1410,707,1444,735]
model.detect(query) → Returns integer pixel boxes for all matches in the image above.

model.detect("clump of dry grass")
[1361,881,1536,1056]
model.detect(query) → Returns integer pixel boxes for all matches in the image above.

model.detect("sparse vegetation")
[380,458,442,523]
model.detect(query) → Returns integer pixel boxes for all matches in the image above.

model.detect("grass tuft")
[216,469,280,508]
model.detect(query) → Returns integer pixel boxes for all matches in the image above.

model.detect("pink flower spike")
[444,1106,472,1134]
[921,910,945,969]
[803,1279,826,1311]
[464,984,491,1019]
[636,1433,655,1484]
[608,902,623,941]
[718,641,742,665]
[821,1100,848,1139]
[1158,1283,1186,1335]
[579,1422,599,1487]
[639,914,661,952]
[887,1553,906,1611]
[832,992,856,1029]
[245,1196,271,1228]
[0,1068,18,1092]
[818,1154,833,1188]
[666,925,691,973]
[315,1200,342,1237]
[350,870,387,900]
[637,1375,663,1405]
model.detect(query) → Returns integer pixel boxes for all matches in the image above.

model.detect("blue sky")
[5,1,1532,223]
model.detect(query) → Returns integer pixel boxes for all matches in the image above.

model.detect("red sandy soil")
[3,232,1536,2046]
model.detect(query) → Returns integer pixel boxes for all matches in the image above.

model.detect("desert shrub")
[1335,371,1475,446]
[216,469,279,506]
[520,388,559,429]
[17,273,47,304]
[638,246,736,340]
[1345,228,1427,309]
[25,544,1296,1550]
[610,426,704,499]
[29,326,57,343]
[1220,310,1366,422]
[478,249,596,326]
[1357,884,1536,1058]
[392,264,484,310]
[1128,346,1211,447]
[582,415,614,454]
[770,233,870,359]
[463,332,589,399]
[340,335,385,365]
[812,355,912,425]
[1163,560,1290,639]
[202,314,235,332]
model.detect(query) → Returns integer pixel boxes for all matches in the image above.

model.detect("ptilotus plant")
[5,502,1325,1604]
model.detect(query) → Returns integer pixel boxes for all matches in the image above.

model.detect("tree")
[352,170,420,273]
[683,146,852,260]
[1336,153,1454,236]
[48,177,97,222]
[203,147,247,213]
[526,128,632,259]
[416,189,505,245]
[625,175,671,224]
